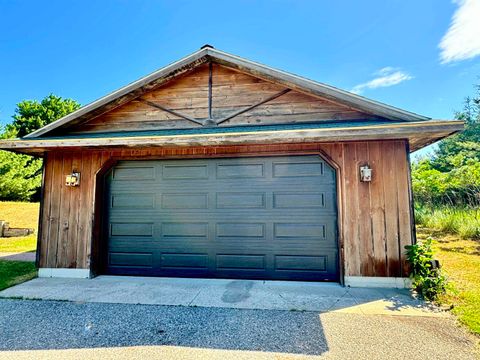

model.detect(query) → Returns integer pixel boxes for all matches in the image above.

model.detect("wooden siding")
[38,140,413,277]
[67,64,376,134]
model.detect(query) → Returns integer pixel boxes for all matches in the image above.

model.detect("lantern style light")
[359,165,372,182]
[65,172,80,187]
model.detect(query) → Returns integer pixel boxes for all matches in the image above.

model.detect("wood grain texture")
[37,140,413,277]
[67,63,376,134]
[368,142,388,276]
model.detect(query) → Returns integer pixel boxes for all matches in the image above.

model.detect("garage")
[2,46,460,285]
[104,155,339,281]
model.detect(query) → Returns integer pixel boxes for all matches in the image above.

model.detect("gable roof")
[24,46,430,139]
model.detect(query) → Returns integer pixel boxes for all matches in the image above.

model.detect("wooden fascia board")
[1,121,462,153]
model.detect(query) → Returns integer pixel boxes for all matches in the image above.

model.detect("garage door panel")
[161,193,208,209]
[161,222,208,238]
[216,254,266,270]
[273,223,326,239]
[111,193,156,209]
[216,223,265,238]
[113,166,156,181]
[275,255,327,271]
[109,252,153,268]
[160,253,209,269]
[110,223,154,237]
[216,163,265,178]
[105,155,339,281]
[162,164,209,179]
[216,192,266,209]
[273,192,325,209]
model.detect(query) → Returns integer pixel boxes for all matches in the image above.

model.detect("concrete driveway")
[0,276,445,314]
[0,277,477,359]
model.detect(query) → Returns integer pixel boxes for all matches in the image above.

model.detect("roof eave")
[1,120,463,156]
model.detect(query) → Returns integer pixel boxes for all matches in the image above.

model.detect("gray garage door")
[104,156,339,281]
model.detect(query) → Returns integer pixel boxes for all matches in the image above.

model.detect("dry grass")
[0,202,39,253]
[417,227,480,337]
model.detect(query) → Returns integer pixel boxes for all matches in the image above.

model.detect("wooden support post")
[208,61,213,120]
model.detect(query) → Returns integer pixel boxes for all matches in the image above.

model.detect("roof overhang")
[0,120,463,156]
[23,47,430,139]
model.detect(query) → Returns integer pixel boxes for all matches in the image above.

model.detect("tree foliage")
[4,94,80,138]
[412,85,480,207]
[0,151,42,201]
[0,94,80,201]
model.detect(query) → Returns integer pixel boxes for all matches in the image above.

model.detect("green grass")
[415,206,480,240]
[0,201,39,253]
[417,228,480,337]
[0,260,37,291]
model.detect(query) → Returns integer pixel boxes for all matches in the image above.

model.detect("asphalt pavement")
[0,299,476,360]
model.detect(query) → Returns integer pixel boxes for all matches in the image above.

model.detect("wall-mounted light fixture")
[360,165,372,182]
[65,172,80,187]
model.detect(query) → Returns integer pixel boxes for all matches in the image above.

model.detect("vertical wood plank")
[343,143,360,276]
[382,142,401,276]
[46,152,64,267]
[356,142,374,276]
[65,151,82,268]
[368,142,387,276]
[56,152,73,268]
[39,153,54,268]
[75,151,90,268]
[395,140,413,276]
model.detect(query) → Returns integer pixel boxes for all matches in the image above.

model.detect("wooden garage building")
[0,46,463,286]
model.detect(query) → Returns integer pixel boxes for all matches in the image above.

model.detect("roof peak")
[24,46,431,138]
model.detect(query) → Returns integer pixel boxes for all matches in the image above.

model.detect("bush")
[405,238,447,301]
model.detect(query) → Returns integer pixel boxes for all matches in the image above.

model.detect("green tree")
[0,94,81,201]
[431,85,480,172]
[4,94,80,138]
[0,151,42,201]
[412,84,480,207]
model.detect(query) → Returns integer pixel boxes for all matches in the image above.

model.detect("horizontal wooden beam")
[0,120,463,154]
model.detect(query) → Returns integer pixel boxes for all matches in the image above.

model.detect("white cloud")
[439,0,480,64]
[351,67,413,94]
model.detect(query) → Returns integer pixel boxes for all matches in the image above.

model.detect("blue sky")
[1,0,479,154]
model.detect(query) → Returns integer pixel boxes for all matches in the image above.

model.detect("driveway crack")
[187,288,202,306]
